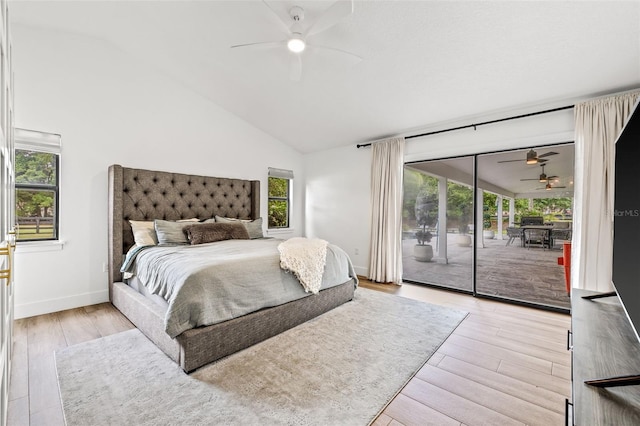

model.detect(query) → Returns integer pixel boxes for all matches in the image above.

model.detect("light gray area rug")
[55,288,467,426]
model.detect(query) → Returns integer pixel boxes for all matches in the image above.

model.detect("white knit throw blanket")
[278,237,328,294]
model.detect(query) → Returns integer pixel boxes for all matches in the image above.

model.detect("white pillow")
[129,220,157,246]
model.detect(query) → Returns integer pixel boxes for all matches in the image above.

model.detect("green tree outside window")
[268,177,290,228]
[15,150,58,240]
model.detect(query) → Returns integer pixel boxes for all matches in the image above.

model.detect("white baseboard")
[353,265,367,277]
[15,290,110,319]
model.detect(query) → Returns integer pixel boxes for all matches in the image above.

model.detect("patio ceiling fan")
[536,182,567,190]
[230,0,360,81]
[498,149,559,164]
[520,164,558,182]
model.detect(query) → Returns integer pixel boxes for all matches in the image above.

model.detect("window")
[268,167,293,229]
[15,128,61,241]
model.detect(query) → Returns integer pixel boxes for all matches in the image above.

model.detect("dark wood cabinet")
[570,289,640,425]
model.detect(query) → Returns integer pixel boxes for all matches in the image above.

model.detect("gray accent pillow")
[214,216,264,239]
[154,219,198,245]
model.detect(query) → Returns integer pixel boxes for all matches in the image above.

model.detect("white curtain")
[368,137,405,284]
[573,91,640,291]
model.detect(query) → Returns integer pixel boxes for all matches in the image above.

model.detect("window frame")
[14,128,61,242]
[267,168,294,230]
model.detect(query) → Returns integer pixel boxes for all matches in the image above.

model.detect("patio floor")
[402,232,570,310]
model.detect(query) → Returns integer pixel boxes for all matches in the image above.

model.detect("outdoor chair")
[524,228,550,250]
[551,228,572,249]
[506,227,523,246]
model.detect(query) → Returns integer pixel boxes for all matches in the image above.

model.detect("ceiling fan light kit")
[231,1,358,81]
[498,148,559,164]
[538,164,548,182]
[536,180,567,190]
[287,7,305,53]
[287,38,305,53]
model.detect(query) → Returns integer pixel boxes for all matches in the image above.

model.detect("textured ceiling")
[9,0,640,154]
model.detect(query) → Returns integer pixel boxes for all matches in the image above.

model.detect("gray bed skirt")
[112,279,357,372]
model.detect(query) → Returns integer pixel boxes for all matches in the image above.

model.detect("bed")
[108,165,357,372]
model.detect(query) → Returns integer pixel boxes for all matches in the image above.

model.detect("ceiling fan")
[537,182,567,190]
[520,164,558,182]
[231,0,361,81]
[498,149,559,164]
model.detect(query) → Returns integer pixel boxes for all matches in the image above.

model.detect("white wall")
[304,145,371,276]
[11,23,579,316]
[304,108,575,278]
[404,108,574,162]
[12,25,302,318]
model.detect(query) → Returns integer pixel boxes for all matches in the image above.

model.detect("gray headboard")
[108,164,260,291]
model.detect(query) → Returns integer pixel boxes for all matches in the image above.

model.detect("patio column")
[509,198,515,226]
[435,177,448,264]
[497,195,504,240]
[477,188,485,248]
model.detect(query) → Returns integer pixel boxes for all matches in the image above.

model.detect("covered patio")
[404,145,574,310]
[402,233,570,309]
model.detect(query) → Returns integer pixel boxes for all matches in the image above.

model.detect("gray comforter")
[121,239,357,338]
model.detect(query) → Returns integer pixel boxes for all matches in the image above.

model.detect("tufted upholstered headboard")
[108,164,260,292]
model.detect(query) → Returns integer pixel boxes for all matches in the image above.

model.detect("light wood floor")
[7,303,135,425]
[364,280,572,426]
[7,280,571,426]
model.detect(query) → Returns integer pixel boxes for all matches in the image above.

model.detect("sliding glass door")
[402,144,574,311]
[475,146,574,310]
[402,156,474,292]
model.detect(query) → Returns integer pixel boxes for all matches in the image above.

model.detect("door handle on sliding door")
[0,236,14,284]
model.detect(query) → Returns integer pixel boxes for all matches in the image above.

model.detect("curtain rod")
[355,105,574,148]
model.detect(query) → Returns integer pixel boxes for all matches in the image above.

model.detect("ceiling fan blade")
[262,0,292,34]
[498,151,555,164]
[547,175,559,179]
[499,159,548,164]
[305,0,354,37]
[308,44,362,62]
[537,185,567,190]
[520,178,539,181]
[290,54,302,81]
[538,151,559,158]
[231,40,284,50]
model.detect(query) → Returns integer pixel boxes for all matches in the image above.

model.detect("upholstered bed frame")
[108,165,355,372]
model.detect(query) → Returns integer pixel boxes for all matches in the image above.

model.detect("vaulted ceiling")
[10,1,640,154]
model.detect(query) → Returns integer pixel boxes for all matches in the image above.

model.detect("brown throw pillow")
[183,223,249,245]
